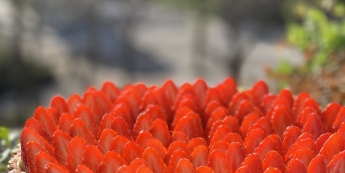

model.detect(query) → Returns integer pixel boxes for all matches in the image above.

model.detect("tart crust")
[8,145,25,173]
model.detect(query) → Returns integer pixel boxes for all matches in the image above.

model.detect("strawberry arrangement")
[18,78,345,173]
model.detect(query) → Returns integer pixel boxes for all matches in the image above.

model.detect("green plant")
[0,127,20,172]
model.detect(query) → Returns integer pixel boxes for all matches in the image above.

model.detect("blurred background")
[0,0,345,129]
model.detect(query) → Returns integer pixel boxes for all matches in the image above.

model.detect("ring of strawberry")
[13,78,345,173]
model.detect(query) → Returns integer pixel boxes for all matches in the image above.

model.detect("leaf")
[0,127,10,148]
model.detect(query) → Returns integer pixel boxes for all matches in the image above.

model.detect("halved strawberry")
[66,136,87,172]
[261,94,277,115]
[285,138,315,162]
[333,106,345,131]
[209,125,232,146]
[51,96,69,117]
[34,107,57,138]
[137,164,153,173]
[97,113,115,139]
[70,119,97,145]
[270,105,292,136]
[282,126,302,155]
[136,131,154,149]
[175,158,195,173]
[207,150,229,173]
[251,80,269,107]
[235,166,251,173]
[290,148,315,168]
[292,92,310,119]
[285,158,307,173]
[240,153,262,173]
[170,131,190,143]
[224,133,243,145]
[244,128,267,154]
[117,165,132,173]
[98,151,126,173]
[110,135,131,155]
[73,104,98,138]
[25,141,47,173]
[307,155,327,173]
[24,118,51,143]
[296,107,317,127]
[83,91,103,124]
[225,142,246,172]
[174,112,203,139]
[44,163,68,173]
[228,93,249,116]
[235,100,253,123]
[165,141,189,164]
[114,95,138,125]
[210,140,230,154]
[167,150,188,172]
[171,107,194,130]
[191,145,208,168]
[143,104,166,122]
[322,102,341,132]
[35,152,60,173]
[217,78,237,106]
[142,147,167,173]
[149,119,170,147]
[315,133,332,153]
[188,138,207,152]
[75,164,93,173]
[204,88,222,109]
[302,112,324,141]
[162,79,177,108]
[261,150,285,173]
[204,100,222,126]
[206,107,229,134]
[82,145,103,172]
[319,132,345,164]
[192,78,208,109]
[253,137,277,161]
[129,158,146,173]
[263,167,282,173]
[57,113,74,134]
[195,166,214,173]
[240,112,260,137]
[327,150,345,173]
[133,113,153,138]
[97,128,118,154]
[266,134,283,156]
[101,81,121,103]
[52,130,72,165]
[146,138,167,160]
[111,117,132,139]
[123,141,144,164]
[67,94,83,115]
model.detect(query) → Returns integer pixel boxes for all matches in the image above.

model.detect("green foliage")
[276,1,345,76]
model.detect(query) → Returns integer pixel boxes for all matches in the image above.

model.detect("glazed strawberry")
[191,145,208,168]
[175,158,195,173]
[52,130,72,165]
[82,145,103,172]
[66,137,87,172]
[98,151,126,173]
[225,142,246,172]
[142,147,167,173]
[17,79,345,173]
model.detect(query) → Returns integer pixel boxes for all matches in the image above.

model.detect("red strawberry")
[322,102,341,132]
[191,145,208,168]
[66,136,87,172]
[98,151,126,173]
[111,117,132,139]
[83,91,103,124]
[129,158,146,173]
[34,107,57,137]
[44,163,68,173]
[303,99,321,116]
[195,166,214,173]
[285,158,307,173]
[229,93,249,115]
[270,105,292,136]
[143,147,167,173]
[263,167,282,173]
[206,107,229,135]
[70,119,97,145]
[254,117,275,136]
[21,127,55,164]
[204,88,222,109]
[224,133,244,145]
[296,107,317,127]
[136,131,154,149]
[267,134,283,156]
[67,94,83,114]
[302,112,324,140]
[52,130,72,165]
[188,137,207,152]
[192,78,208,109]
[97,128,118,154]
[162,80,177,108]
[123,141,144,164]
[117,165,132,173]
[210,125,232,146]
[176,158,195,173]
[307,155,327,173]
[235,100,253,123]
[75,164,93,173]
[135,83,147,97]
[170,131,190,143]
[146,138,167,160]
[165,141,189,164]
[73,104,98,137]
[261,94,277,115]
[240,153,262,173]
[240,112,260,137]
[225,142,246,172]
[217,78,237,106]
[57,113,74,134]
[101,81,121,103]
[97,113,115,139]
[210,140,230,154]
[137,164,153,173]
[252,80,269,107]
[82,145,103,172]
[292,92,310,119]
[290,148,315,168]
[47,108,60,126]
[235,166,251,173]
[285,138,315,162]
[24,118,51,143]
[149,119,170,147]
[133,113,153,138]
[51,96,69,117]
[118,91,141,120]
[244,128,267,154]
[35,152,60,173]
[282,126,302,155]
[315,133,332,153]
[143,105,166,122]
[174,112,203,139]
[110,135,130,156]
[204,100,222,126]
[207,150,229,173]
[253,137,277,161]
[111,104,134,129]
[319,132,345,164]
[327,150,345,173]
[261,150,285,173]
[221,116,241,135]
[333,106,345,131]
[25,141,47,173]
[167,150,188,173]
